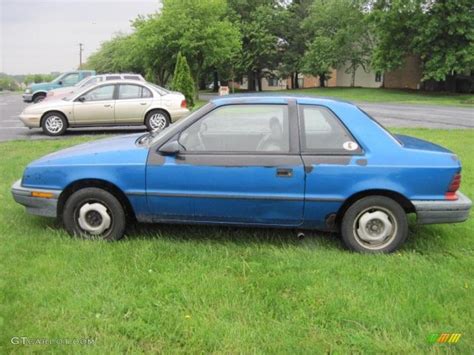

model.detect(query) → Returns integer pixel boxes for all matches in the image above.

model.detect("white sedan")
[19,80,189,136]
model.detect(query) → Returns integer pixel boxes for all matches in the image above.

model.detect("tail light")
[180,99,187,108]
[445,173,461,200]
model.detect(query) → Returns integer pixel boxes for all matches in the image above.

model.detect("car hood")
[29,133,149,166]
[30,82,53,90]
[396,134,452,154]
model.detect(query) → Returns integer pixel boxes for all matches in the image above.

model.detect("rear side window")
[118,84,153,99]
[299,105,362,154]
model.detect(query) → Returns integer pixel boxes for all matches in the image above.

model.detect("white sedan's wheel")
[42,112,67,136]
[145,110,170,132]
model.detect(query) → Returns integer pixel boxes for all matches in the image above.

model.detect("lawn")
[273,87,474,106]
[0,129,473,353]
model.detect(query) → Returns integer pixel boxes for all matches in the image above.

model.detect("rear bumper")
[169,108,190,122]
[413,192,472,224]
[11,179,61,217]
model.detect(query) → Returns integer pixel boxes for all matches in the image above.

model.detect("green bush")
[171,52,196,107]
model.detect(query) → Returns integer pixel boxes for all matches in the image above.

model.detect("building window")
[375,71,382,82]
[267,77,279,87]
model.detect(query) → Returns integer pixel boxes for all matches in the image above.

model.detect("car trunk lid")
[395,134,453,154]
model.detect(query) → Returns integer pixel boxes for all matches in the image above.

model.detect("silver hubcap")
[353,207,397,250]
[149,113,167,131]
[45,116,63,134]
[77,203,111,235]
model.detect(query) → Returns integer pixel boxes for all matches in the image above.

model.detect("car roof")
[210,94,355,108]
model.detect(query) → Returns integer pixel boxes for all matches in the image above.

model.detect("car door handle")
[276,168,293,178]
[104,104,112,107]
[140,102,147,105]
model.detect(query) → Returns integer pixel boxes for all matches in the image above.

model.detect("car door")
[114,84,153,124]
[145,102,305,226]
[298,104,364,229]
[73,84,116,124]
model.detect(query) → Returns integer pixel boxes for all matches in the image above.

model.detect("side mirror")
[58,81,63,85]
[159,140,182,155]
[77,96,85,102]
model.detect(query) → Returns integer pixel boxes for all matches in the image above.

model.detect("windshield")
[140,103,212,146]
[150,83,170,96]
[52,73,66,83]
[74,76,93,87]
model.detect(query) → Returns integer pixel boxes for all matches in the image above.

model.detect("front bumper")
[11,179,61,217]
[23,93,33,102]
[413,192,472,224]
[19,113,41,128]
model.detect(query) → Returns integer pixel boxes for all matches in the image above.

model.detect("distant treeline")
[84,0,473,92]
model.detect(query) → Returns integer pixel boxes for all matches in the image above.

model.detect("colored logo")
[427,333,462,344]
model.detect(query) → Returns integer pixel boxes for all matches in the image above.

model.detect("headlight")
[25,88,32,94]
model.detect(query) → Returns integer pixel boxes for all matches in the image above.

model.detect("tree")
[278,0,313,89]
[156,0,241,89]
[171,52,196,106]
[371,0,474,89]
[228,0,284,91]
[24,74,55,84]
[303,0,372,87]
[0,77,19,91]
[85,33,144,75]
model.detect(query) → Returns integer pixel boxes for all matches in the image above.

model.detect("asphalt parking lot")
[0,92,472,142]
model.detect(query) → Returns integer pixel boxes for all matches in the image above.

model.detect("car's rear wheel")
[62,188,126,241]
[41,112,67,136]
[33,93,46,103]
[341,196,408,253]
[145,109,170,131]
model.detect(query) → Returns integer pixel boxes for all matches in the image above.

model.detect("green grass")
[0,129,473,353]
[275,87,474,106]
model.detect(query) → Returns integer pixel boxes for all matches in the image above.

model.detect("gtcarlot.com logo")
[427,333,462,344]
[11,336,96,346]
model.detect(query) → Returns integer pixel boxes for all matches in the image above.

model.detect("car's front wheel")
[33,93,46,103]
[341,196,408,253]
[41,112,67,136]
[62,188,126,241]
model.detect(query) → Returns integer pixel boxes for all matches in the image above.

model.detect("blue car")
[11,96,472,252]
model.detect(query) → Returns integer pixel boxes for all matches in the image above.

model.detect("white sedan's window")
[179,105,289,153]
[83,85,114,102]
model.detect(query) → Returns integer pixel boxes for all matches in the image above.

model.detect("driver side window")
[82,85,115,102]
[178,104,289,153]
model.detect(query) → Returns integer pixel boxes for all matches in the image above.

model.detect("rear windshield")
[358,108,402,146]
[150,84,170,95]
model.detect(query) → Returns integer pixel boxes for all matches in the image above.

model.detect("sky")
[0,0,160,75]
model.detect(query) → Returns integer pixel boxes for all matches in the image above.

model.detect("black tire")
[33,93,46,103]
[340,196,408,253]
[145,109,170,131]
[41,112,67,136]
[62,187,126,241]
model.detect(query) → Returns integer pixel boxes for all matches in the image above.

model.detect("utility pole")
[79,43,84,69]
